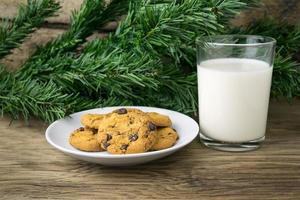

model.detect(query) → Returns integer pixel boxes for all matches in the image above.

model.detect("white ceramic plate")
[45,106,199,166]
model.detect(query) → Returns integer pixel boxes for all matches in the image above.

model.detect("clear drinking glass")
[197,35,276,151]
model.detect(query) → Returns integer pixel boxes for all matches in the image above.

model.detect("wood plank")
[0,100,299,199]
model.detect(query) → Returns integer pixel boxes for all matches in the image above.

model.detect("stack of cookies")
[69,108,179,154]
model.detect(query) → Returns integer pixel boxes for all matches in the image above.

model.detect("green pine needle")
[0,0,60,59]
[272,54,300,97]
[17,0,131,79]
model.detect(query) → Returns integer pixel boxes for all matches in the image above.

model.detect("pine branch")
[151,71,198,114]
[16,0,104,78]
[0,64,133,122]
[16,0,255,79]
[12,1,221,83]
[100,0,131,23]
[0,0,263,122]
[272,54,300,97]
[18,45,199,114]
[39,47,160,97]
[115,0,251,67]
[13,1,221,98]
[16,0,132,79]
[0,0,60,59]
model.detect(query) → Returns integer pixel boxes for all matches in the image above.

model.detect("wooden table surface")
[0,100,299,200]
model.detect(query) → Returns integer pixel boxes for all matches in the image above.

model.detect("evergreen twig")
[17,0,131,79]
[0,0,272,122]
[0,65,132,122]
[273,54,300,97]
[0,0,60,59]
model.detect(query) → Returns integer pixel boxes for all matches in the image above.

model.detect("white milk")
[197,58,272,142]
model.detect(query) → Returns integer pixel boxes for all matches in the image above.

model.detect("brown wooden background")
[0,0,299,71]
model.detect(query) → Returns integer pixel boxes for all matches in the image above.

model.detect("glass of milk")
[197,35,276,151]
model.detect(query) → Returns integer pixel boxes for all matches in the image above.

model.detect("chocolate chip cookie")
[80,113,106,129]
[69,127,103,152]
[97,108,158,154]
[98,108,148,131]
[150,127,178,150]
[147,112,172,127]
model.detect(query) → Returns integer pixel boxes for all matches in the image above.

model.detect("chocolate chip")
[114,108,127,114]
[129,133,138,141]
[102,142,110,150]
[172,128,177,132]
[148,122,156,131]
[106,134,112,141]
[129,117,134,124]
[120,144,129,150]
[91,128,97,134]
[78,127,84,131]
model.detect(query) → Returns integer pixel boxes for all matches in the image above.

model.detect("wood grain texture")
[0,100,299,200]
